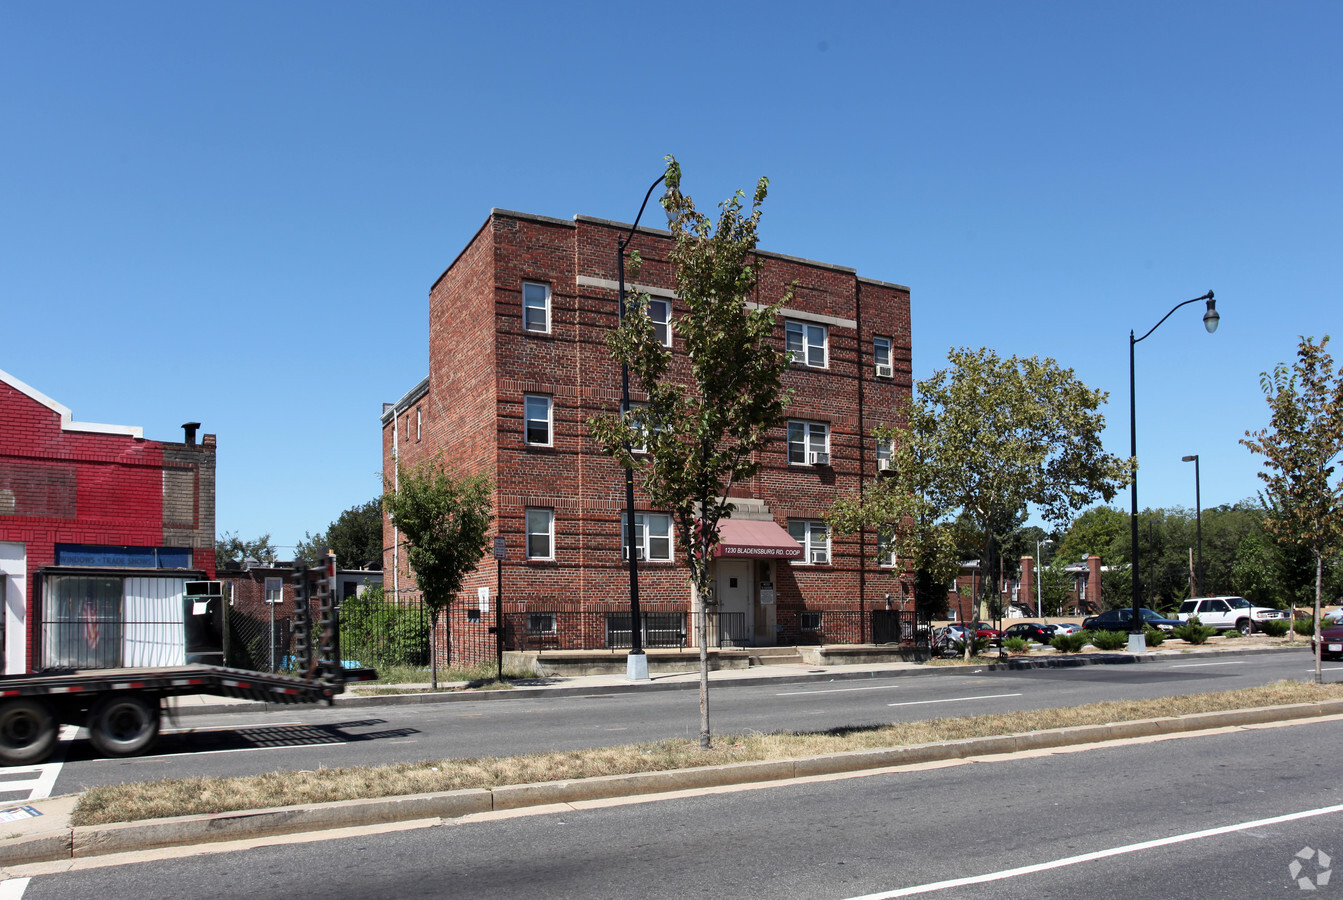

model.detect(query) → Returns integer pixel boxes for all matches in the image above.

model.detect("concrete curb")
[8,695,1341,867]
[168,643,1311,718]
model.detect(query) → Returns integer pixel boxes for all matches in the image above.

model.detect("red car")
[1318,622,1343,660]
[939,623,1003,645]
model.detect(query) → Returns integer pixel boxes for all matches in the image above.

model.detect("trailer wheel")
[0,698,59,766]
[88,694,160,757]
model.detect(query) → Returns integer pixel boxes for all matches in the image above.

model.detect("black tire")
[88,694,160,758]
[0,698,59,766]
[1237,619,1252,635]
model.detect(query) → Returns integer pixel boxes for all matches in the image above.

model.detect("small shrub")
[1260,620,1291,638]
[1295,617,1316,637]
[1144,627,1167,647]
[1223,628,1243,639]
[1003,636,1030,654]
[1050,633,1088,653]
[1173,622,1217,645]
[1088,629,1129,651]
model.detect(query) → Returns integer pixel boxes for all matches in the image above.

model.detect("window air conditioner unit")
[809,451,830,466]
[876,458,892,473]
[810,549,828,565]
[622,547,645,561]
[875,363,893,378]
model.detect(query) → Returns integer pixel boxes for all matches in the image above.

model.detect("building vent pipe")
[182,422,201,446]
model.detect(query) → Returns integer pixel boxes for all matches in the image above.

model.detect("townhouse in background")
[0,368,216,674]
[383,208,914,667]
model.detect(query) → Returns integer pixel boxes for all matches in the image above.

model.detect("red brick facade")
[0,369,216,673]
[383,210,913,666]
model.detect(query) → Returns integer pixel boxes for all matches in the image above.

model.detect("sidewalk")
[0,640,1319,869]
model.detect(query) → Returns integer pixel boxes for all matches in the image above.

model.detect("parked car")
[1176,596,1290,634]
[1082,608,1182,632]
[1318,622,1343,661]
[1002,622,1053,643]
[937,623,1003,645]
[1046,623,1082,636]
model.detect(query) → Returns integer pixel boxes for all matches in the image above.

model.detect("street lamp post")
[1036,538,1054,625]
[1182,454,1203,598]
[1129,291,1218,652]
[617,174,668,682]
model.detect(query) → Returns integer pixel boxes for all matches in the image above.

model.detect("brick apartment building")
[382,209,913,666]
[0,368,216,674]
[948,555,1104,621]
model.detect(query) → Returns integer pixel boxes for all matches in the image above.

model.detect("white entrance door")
[0,542,26,675]
[717,558,754,645]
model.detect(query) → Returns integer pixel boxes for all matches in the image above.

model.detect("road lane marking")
[776,683,977,697]
[1169,661,1247,668]
[126,742,352,762]
[887,693,1021,708]
[0,877,29,899]
[842,802,1343,898]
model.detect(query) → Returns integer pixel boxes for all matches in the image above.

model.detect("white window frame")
[623,401,651,453]
[874,336,893,378]
[524,394,553,446]
[416,406,422,441]
[265,576,283,604]
[526,508,554,560]
[785,320,828,368]
[877,527,897,568]
[787,420,830,465]
[649,298,672,347]
[622,512,673,562]
[788,519,830,565]
[876,436,893,473]
[522,281,551,334]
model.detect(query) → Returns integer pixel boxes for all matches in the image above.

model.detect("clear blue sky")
[4,2,1339,554]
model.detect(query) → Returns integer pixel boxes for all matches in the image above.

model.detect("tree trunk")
[430,606,439,691]
[698,597,710,749]
[1314,552,1324,685]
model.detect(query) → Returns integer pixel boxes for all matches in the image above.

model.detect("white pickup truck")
[1176,596,1289,634]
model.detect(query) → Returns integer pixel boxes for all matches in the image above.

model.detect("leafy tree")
[294,499,385,569]
[215,531,277,567]
[1054,505,1127,565]
[1242,335,1343,678]
[382,456,493,689]
[831,347,1130,660]
[588,156,793,749]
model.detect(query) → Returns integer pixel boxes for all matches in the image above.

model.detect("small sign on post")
[493,537,506,560]
[477,586,490,613]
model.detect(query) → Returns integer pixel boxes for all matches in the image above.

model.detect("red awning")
[713,519,803,559]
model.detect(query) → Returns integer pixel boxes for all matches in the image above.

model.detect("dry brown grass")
[71,680,1342,827]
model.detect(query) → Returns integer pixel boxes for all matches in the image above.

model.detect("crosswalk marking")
[1,726,76,803]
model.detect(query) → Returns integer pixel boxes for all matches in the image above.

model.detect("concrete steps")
[749,647,804,666]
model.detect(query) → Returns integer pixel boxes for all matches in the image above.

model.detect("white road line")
[129,742,351,762]
[0,877,29,899]
[842,802,1343,899]
[1169,661,1247,668]
[777,684,914,697]
[7,726,77,803]
[887,693,1021,708]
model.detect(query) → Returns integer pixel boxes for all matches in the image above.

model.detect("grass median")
[71,680,1343,827]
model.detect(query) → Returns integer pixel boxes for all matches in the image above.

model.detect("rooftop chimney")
[182,422,201,446]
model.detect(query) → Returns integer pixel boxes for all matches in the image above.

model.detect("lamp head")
[1202,292,1219,334]
[1182,455,1198,463]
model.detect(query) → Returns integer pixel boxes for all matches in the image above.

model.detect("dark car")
[1082,607,1183,632]
[1002,622,1054,643]
[1319,623,1343,661]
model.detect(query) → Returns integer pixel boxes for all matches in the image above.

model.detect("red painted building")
[382,209,913,666]
[0,368,216,673]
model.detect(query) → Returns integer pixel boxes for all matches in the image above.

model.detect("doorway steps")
[748,646,804,667]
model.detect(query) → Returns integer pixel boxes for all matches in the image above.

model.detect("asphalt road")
[43,649,1338,795]
[17,693,1343,899]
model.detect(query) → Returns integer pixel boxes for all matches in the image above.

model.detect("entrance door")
[0,543,26,675]
[716,558,753,646]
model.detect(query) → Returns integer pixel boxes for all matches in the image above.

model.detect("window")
[876,437,893,473]
[788,519,830,564]
[527,612,557,635]
[785,320,828,368]
[623,512,673,562]
[416,406,422,441]
[522,281,551,333]
[877,528,897,568]
[265,577,283,604]
[649,298,672,347]
[874,336,893,378]
[524,395,552,446]
[801,611,822,632]
[526,508,554,559]
[623,401,650,453]
[787,420,830,465]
